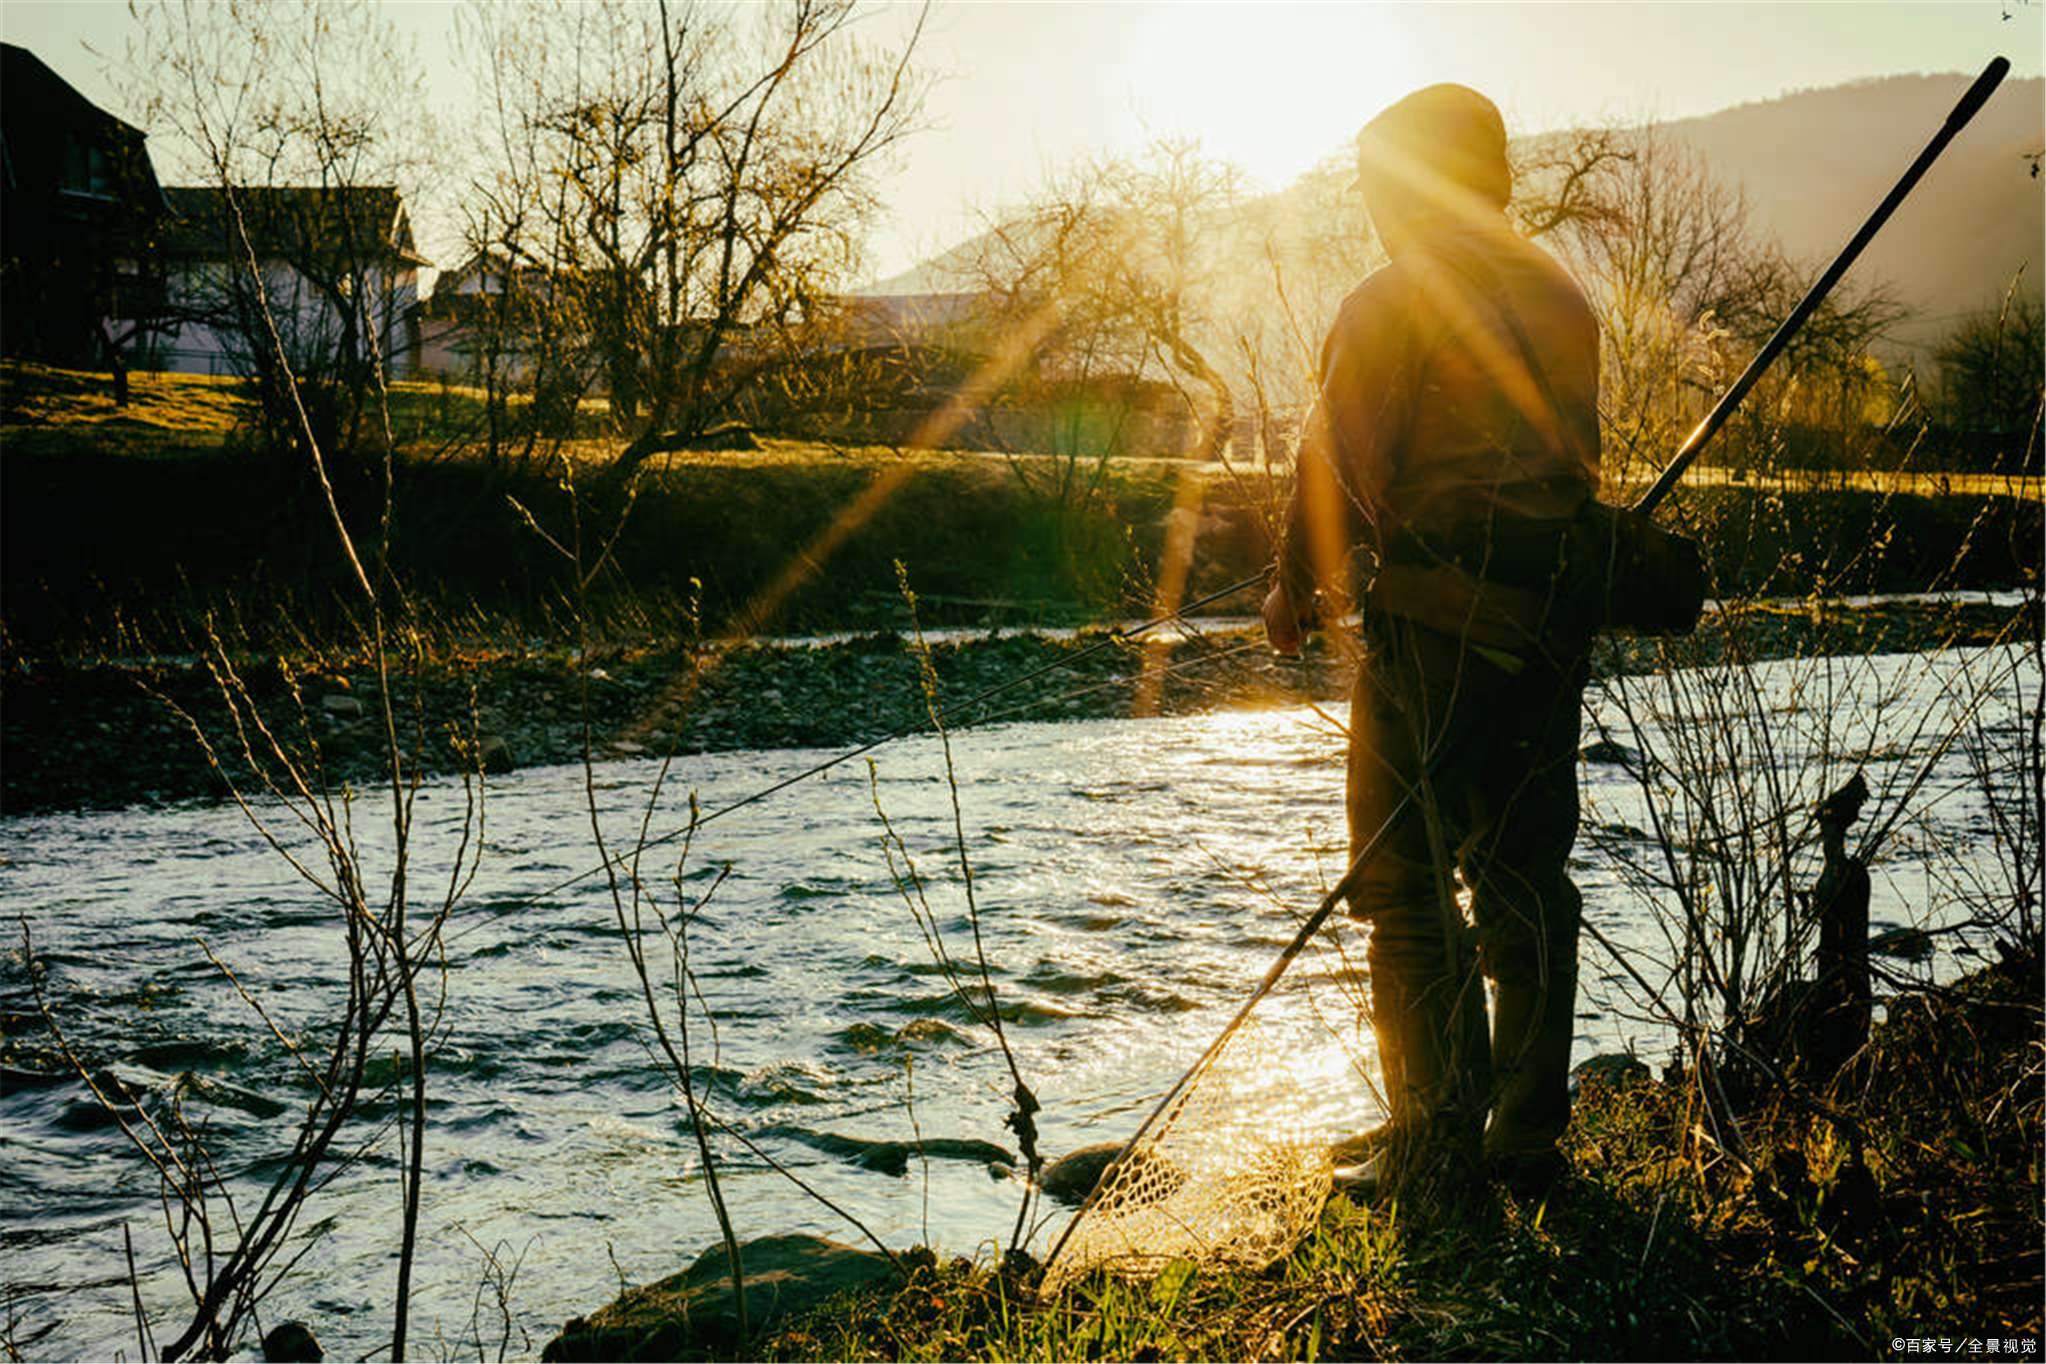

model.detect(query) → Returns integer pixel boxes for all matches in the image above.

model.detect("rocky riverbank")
[0,595,2031,816]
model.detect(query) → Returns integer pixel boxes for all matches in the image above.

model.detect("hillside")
[1659,72,2044,355]
[868,72,2045,363]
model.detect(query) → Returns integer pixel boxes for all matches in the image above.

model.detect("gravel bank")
[1,597,2030,816]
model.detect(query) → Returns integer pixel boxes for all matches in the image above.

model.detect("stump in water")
[1810,774,1872,1075]
[1744,774,1874,1085]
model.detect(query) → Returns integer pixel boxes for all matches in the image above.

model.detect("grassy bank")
[4,360,2038,816]
[2,361,2039,661]
[0,430,1194,656]
[749,943,2042,1362]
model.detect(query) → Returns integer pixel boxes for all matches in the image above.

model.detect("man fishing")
[1264,83,1600,1196]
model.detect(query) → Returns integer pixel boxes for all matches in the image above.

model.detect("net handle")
[1632,55,2010,517]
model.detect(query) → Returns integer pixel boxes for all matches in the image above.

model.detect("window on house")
[61,138,115,198]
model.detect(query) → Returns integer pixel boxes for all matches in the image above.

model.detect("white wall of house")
[153,258,421,378]
[413,311,548,388]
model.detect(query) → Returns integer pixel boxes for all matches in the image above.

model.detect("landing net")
[1039,926,1379,1294]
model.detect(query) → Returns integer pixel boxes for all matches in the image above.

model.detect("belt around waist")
[1382,516,1576,591]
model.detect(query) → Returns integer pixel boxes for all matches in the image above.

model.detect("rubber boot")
[1367,970,1486,1202]
[1484,968,1576,1193]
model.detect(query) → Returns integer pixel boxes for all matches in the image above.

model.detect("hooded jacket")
[1277,216,1602,642]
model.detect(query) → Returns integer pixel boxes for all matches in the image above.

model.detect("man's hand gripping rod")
[1044,53,2011,1279]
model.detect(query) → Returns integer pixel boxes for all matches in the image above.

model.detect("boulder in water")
[175,1070,289,1119]
[477,734,516,775]
[771,1127,1013,1177]
[1579,739,1637,768]
[262,1320,322,1362]
[1869,925,1934,960]
[1040,1141,1126,1205]
[542,1234,897,1361]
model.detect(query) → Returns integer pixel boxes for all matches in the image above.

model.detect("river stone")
[477,734,515,775]
[1869,925,1934,960]
[1570,1053,1651,1097]
[1580,739,1637,767]
[262,1320,322,1362]
[541,1234,898,1361]
[175,1070,288,1119]
[769,1127,1014,1176]
[1040,1141,1125,1205]
[320,693,364,719]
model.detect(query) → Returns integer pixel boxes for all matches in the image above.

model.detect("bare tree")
[459,0,929,479]
[953,189,1153,498]
[966,139,1250,463]
[1536,127,1901,484]
[447,11,598,460]
[127,0,436,458]
[1092,140,1248,460]
[1936,288,2044,436]
[20,14,485,1361]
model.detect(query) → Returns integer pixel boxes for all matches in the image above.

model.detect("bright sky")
[4,0,2038,284]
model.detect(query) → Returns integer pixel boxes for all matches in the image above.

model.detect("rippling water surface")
[1,645,2030,1359]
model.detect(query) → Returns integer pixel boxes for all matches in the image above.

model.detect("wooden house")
[0,43,167,368]
[154,184,429,379]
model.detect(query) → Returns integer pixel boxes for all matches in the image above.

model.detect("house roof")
[433,249,560,298]
[1,43,165,209]
[1,44,149,143]
[828,291,986,345]
[413,288,547,327]
[162,185,431,268]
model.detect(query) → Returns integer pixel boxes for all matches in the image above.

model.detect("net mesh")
[1040,940,1380,1294]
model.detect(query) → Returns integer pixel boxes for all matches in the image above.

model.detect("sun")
[1118,4,1423,190]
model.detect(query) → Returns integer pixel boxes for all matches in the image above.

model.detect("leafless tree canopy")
[456,0,929,475]
[1516,127,1904,484]
[128,0,435,453]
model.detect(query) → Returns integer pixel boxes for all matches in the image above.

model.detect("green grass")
[0,392,1193,660]
[0,360,249,454]
[757,1177,1807,1361]
[0,360,630,452]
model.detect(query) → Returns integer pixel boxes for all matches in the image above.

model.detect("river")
[1,641,2032,1360]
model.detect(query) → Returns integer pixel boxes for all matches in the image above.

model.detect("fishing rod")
[1042,54,2012,1277]
[505,571,1270,911]
[1635,55,2010,517]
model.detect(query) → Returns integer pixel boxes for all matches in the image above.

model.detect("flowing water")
[1,643,2032,1360]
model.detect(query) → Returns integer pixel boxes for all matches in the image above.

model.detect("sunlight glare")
[1120,5,1422,188]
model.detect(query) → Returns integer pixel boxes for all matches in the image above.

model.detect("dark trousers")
[1345,615,1587,1158]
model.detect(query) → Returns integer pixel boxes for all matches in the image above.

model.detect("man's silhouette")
[1265,84,1601,1194]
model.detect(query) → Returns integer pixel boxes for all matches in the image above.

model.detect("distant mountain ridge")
[1654,72,2043,357]
[869,72,2044,363]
